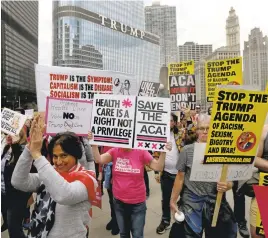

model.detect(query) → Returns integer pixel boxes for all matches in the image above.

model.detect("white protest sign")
[90,94,136,148]
[133,97,170,152]
[25,109,34,119]
[1,108,27,136]
[35,64,138,111]
[45,98,93,136]
[138,81,160,97]
[190,143,253,182]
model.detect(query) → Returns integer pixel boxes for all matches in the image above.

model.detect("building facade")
[178,42,212,62]
[243,28,268,90]
[226,7,240,51]
[1,1,38,109]
[145,1,177,66]
[53,1,160,84]
[195,7,241,107]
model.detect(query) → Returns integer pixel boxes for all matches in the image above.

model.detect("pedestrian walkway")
[1,171,250,238]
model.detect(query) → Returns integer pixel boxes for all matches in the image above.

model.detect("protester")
[154,113,184,234]
[12,115,97,238]
[101,146,120,236]
[207,106,212,116]
[89,132,171,238]
[1,128,31,238]
[250,123,268,238]
[170,114,237,238]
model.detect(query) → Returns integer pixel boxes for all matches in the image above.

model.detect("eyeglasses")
[198,127,209,132]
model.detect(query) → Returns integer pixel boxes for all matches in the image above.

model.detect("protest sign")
[205,57,242,102]
[266,83,268,92]
[133,97,170,152]
[168,60,194,76]
[90,94,171,151]
[25,109,34,119]
[90,94,136,149]
[169,75,196,111]
[1,108,27,136]
[203,88,268,164]
[254,173,268,236]
[138,81,160,97]
[35,64,137,111]
[190,143,253,182]
[45,98,92,136]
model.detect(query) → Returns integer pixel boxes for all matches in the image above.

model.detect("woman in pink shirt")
[89,132,171,238]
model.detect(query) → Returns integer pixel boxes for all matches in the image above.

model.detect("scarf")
[28,164,97,238]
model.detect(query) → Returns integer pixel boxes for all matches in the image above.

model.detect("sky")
[39,0,268,65]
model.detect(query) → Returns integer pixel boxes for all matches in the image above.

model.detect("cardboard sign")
[254,173,268,236]
[205,57,242,102]
[168,60,194,76]
[25,109,34,119]
[45,98,93,136]
[91,94,136,148]
[190,143,253,182]
[169,75,196,111]
[1,108,27,136]
[138,81,160,97]
[133,97,170,151]
[204,88,268,164]
[35,64,137,111]
[90,94,170,151]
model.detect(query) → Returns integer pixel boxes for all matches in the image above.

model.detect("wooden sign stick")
[211,164,229,227]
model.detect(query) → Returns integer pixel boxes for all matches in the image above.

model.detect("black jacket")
[1,144,31,205]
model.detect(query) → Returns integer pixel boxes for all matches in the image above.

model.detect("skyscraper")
[243,28,268,90]
[195,7,240,106]
[53,1,160,84]
[145,1,177,66]
[178,42,213,62]
[1,1,38,109]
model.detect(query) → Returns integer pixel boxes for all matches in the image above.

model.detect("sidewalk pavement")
[2,171,250,237]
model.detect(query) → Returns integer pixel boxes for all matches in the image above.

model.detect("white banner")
[35,64,138,111]
[90,94,136,149]
[190,143,253,182]
[133,97,170,151]
[1,108,27,136]
[90,94,171,152]
[25,109,34,119]
[45,98,93,136]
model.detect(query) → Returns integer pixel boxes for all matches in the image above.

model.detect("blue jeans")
[113,198,146,238]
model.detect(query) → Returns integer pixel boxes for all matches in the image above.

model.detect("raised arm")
[34,156,90,205]
[11,146,41,192]
[149,142,172,172]
[88,132,113,165]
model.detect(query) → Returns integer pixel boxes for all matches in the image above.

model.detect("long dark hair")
[1,143,24,165]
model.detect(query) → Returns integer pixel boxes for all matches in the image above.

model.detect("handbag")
[237,171,259,197]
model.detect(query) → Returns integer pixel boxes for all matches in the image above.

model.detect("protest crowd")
[1,63,268,238]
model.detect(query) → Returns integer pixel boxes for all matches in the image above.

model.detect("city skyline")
[39,0,268,65]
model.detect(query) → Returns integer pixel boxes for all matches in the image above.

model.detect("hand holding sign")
[165,141,172,151]
[29,115,44,160]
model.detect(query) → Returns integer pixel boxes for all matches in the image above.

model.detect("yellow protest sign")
[205,57,243,102]
[256,172,268,236]
[204,88,268,164]
[168,60,194,76]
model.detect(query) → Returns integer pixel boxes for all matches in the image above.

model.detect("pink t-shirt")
[107,148,153,204]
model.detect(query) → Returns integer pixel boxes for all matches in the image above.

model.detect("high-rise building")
[178,42,213,62]
[1,1,38,109]
[243,28,268,90]
[195,7,241,106]
[226,7,240,51]
[145,1,177,66]
[53,1,160,84]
